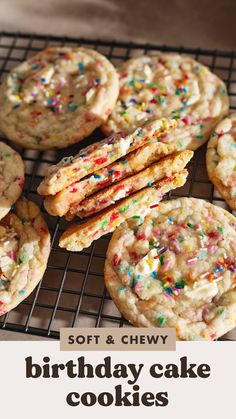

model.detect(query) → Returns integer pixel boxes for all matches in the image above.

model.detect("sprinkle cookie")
[103,53,229,150]
[206,114,236,210]
[69,150,193,219]
[0,197,50,315]
[0,142,24,220]
[59,170,188,252]
[44,140,177,217]
[105,198,236,340]
[38,118,177,196]
[0,47,119,150]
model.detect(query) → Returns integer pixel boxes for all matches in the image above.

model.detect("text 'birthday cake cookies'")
[0,197,50,315]
[105,198,236,340]
[0,47,119,150]
[206,114,236,210]
[0,142,24,220]
[59,170,188,252]
[103,53,229,150]
[38,118,177,196]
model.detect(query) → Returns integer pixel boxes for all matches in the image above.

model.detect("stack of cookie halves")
[38,118,193,251]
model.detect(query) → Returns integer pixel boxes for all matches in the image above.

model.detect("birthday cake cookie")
[38,118,176,196]
[0,197,50,315]
[103,53,229,150]
[68,150,193,219]
[44,140,177,217]
[206,114,236,210]
[105,198,236,340]
[0,142,24,220]
[0,47,119,149]
[59,170,188,252]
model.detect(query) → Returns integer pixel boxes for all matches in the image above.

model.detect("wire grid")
[0,32,236,340]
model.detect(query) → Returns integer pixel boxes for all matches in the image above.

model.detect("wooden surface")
[0,0,236,50]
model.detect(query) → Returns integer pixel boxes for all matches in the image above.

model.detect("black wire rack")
[0,31,236,340]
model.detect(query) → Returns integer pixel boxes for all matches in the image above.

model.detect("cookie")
[44,141,178,217]
[105,197,236,340]
[206,115,236,210]
[0,47,119,150]
[0,142,24,220]
[103,53,229,150]
[70,150,193,219]
[0,197,50,315]
[38,117,177,196]
[59,170,188,252]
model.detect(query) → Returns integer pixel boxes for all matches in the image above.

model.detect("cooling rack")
[0,31,236,340]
